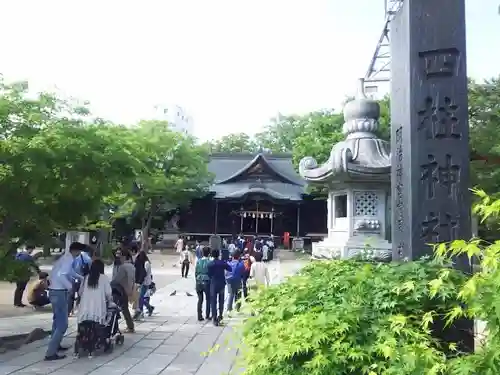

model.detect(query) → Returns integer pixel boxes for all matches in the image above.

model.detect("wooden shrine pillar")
[214,200,219,234]
[296,204,301,237]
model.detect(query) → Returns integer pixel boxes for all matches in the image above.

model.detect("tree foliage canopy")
[468,77,500,193]
[0,77,213,261]
[209,77,500,196]
[208,132,258,153]
[0,78,144,247]
[110,120,213,248]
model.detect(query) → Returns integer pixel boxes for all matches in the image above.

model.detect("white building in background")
[152,104,194,135]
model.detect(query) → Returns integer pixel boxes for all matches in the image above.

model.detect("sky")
[0,0,499,141]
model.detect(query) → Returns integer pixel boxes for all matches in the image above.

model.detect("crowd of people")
[12,234,276,360]
[13,242,158,361]
[174,234,272,327]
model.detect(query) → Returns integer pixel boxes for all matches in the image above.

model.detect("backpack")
[80,254,90,276]
[195,258,210,284]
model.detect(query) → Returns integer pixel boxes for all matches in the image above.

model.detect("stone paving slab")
[0,256,306,375]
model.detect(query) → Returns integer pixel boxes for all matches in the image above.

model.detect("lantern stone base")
[311,235,392,261]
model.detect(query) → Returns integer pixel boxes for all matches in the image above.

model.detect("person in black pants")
[14,280,29,307]
[68,279,81,315]
[241,252,251,299]
[195,247,212,321]
[180,247,191,278]
[14,246,40,307]
[110,282,135,332]
[207,248,231,326]
[181,261,189,278]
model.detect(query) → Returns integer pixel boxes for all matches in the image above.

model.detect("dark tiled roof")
[207,153,306,200]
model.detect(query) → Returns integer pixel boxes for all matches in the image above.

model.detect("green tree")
[288,79,500,197]
[208,132,258,153]
[468,77,500,195]
[0,78,147,274]
[290,99,390,170]
[290,110,345,169]
[377,96,391,140]
[0,80,142,238]
[112,120,213,250]
[254,114,308,153]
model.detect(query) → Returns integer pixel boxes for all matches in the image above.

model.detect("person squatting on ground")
[195,246,212,321]
[225,250,246,315]
[45,242,83,361]
[28,272,50,309]
[111,249,135,332]
[133,251,155,320]
[207,248,231,326]
[13,245,40,307]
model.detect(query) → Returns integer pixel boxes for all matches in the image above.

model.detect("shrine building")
[178,152,327,241]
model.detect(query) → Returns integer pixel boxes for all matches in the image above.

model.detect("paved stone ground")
[0,252,306,375]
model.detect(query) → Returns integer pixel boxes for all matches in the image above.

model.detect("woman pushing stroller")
[75,259,122,357]
[77,259,113,324]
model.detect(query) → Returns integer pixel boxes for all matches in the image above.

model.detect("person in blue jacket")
[225,250,246,315]
[207,248,231,326]
[14,245,40,307]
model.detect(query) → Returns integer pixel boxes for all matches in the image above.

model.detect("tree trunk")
[43,243,51,257]
[141,197,158,252]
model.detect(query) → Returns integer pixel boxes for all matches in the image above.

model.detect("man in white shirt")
[228,241,236,255]
[175,236,184,253]
[45,242,83,361]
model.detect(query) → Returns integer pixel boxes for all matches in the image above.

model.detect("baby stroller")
[73,287,125,358]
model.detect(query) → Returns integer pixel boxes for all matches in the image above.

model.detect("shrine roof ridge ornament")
[299,78,391,183]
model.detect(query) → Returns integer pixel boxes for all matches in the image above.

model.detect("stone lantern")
[299,79,392,260]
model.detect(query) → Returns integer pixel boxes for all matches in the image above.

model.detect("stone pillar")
[390,0,473,352]
[391,0,470,264]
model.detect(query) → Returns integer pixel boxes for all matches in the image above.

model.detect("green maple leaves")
[237,192,500,375]
[238,258,467,375]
